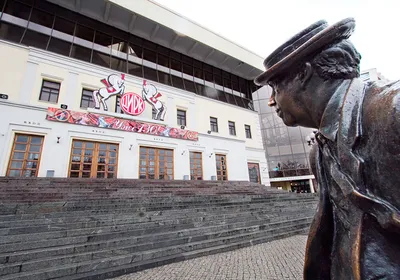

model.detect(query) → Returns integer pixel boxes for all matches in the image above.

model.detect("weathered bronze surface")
[255,18,400,280]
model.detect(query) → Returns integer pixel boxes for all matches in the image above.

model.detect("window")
[115,96,124,114]
[152,108,157,119]
[245,125,252,139]
[7,134,44,177]
[228,121,236,136]
[80,89,95,109]
[190,152,203,180]
[216,154,228,181]
[69,140,118,178]
[139,147,174,179]
[39,80,60,103]
[210,117,218,132]
[177,109,186,126]
[0,0,257,111]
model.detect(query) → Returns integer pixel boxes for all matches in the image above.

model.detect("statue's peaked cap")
[254,18,356,86]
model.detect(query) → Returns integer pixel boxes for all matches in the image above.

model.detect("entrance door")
[190,151,203,180]
[69,140,118,178]
[248,162,261,183]
[215,154,228,181]
[7,133,44,177]
[139,147,174,179]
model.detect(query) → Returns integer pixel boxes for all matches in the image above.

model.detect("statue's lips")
[275,108,282,117]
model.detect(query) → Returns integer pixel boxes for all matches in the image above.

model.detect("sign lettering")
[46,107,198,141]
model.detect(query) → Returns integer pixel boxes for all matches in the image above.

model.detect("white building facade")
[0,0,270,185]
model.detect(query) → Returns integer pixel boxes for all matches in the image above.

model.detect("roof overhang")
[46,0,264,80]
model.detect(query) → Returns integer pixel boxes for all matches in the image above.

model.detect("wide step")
[0,178,318,279]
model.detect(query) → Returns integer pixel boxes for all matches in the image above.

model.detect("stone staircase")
[0,178,318,280]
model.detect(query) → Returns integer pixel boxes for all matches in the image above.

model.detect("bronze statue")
[254,18,400,279]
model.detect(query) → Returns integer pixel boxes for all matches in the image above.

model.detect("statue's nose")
[268,96,276,107]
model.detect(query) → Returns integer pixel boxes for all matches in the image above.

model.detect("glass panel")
[128,61,143,77]
[92,51,110,68]
[16,135,29,143]
[13,152,25,160]
[30,137,42,144]
[10,161,23,169]
[23,170,35,177]
[28,154,39,160]
[70,171,79,178]
[25,161,37,169]
[83,164,91,170]
[4,1,31,20]
[110,56,127,72]
[97,172,105,178]
[158,71,172,86]
[29,145,40,152]
[143,67,158,82]
[83,157,92,163]
[75,24,94,42]
[82,172,91,178]
[53,16,75,36]
[30,8,54,28]
[71,45,91,63]
[86,142,94,149]
[71,164,80,170]
[0,22,25,44]
[108,166,115,172]
[8,170,21,177]
[171,75,185,90]
[15,144,27,151]
[74,141,83,148]
[109,144,117,151]
[21,30,49,49]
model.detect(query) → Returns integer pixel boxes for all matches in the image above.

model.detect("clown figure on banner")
[142,80,167,121]
[93,74,126,111]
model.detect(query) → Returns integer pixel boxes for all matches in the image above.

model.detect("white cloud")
[153,0,399,80]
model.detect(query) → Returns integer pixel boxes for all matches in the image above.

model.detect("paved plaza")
[112,235,308,280]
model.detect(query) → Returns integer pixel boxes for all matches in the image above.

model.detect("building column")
[61,71,79,107]
[166,96,175,127]
[19,61,39,103]
[189,101,196,130]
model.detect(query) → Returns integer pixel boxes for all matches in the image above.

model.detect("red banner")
[46,107,199,141]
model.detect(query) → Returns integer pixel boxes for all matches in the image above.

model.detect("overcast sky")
[153,0,399,80]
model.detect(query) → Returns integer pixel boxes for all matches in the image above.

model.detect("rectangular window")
[69,140,118,178]
[177,109,186,126]
[80,89,95,109]
[245,125,252,139]
[7,134,44,177]
[216,154,228,181]
[210,117,218,132]
[152,108,157,119]
[139,147,174,180]
[190,151,203,180]
[39,80,60,103]
[228,121,236,136]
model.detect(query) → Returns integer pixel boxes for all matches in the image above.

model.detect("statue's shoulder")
[363,79,400,137]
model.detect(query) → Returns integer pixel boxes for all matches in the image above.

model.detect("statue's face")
[268,74,310,127]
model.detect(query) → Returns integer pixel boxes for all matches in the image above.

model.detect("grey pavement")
[111,235,308,280]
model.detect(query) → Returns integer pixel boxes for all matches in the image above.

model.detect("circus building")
[0,0,270,184]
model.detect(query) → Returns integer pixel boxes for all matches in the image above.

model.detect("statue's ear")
[300,62,313,88]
